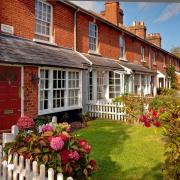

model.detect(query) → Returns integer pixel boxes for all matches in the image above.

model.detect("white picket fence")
[0,116,73,180]
[86,100,127,120]
[0,149,73,180]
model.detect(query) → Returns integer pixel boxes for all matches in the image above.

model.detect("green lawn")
[76,119,165,180]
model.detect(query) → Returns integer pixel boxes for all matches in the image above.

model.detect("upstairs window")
[88,22,98,52]
[119,35,125,59]
[35,0,52,42]
[141,46,145,62]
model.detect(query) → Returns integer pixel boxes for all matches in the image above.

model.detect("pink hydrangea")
[41,124,54,133]
[69,151,80,161]
[50,137,64,151]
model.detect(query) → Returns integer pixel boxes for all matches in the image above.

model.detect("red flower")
[59,132,69,142]
[17,116,34,130]
[78,139,91,153]
[89,160,97,167]
[152,111,159,118]
[139,115,147,122]
[144,121,151,127]
[60,149,70,165]
[154,121,161,127]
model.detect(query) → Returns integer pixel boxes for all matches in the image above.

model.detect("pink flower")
[60,149,70,165]
[69,151,80,161]
[59,132,69,142]
[50,137,64,151]
[41,124,54,133]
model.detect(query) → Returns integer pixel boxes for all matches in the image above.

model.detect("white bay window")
[39,69,81,115]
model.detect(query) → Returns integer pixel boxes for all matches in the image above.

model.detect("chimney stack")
[146,33,161,47]
[128,21,147,39]
[100,2,124,25]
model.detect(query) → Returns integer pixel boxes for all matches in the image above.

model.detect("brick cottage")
[0,0,179,130]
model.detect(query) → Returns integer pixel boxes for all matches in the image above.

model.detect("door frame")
[0,63,24,117]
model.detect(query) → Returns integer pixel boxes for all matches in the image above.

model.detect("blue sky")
[73,1,180,52]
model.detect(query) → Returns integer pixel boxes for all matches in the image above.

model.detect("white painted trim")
[38,67,82,115]
[76,51,93,66]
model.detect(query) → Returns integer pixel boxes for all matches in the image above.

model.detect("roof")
[83,53,124,70]
[119,61,156,74]
[0,34,90,69]
[60,0,180,61]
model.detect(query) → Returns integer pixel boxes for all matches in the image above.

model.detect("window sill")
[163,65,166,68]
[141,60,146,63]
[153,63,157,66]
[88,50,101,56]
[119,58,128,62]
[33,38,57,46]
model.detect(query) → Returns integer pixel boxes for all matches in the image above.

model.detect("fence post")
[52,116,57,123]
[39,164,46,180]
[48,168,54,180]
[32,161,38,180]
[57,173,63,180]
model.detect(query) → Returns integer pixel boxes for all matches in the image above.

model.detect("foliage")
[171,46,180,58]
[159,102,180,180]
[139,108,163,127]
[77,119,164,180]
[149,95,180,111]
[4,122,97,179]
[114,94,151,124]
[79,112,92,127]
[157,87,176,96]
[166,64,178,89]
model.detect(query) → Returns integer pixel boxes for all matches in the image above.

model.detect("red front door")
[0,66,21,130]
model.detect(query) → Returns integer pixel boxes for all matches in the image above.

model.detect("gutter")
[74,8,79,51]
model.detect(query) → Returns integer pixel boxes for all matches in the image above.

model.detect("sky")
[73,1,180,52]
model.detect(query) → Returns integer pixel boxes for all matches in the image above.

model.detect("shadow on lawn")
[119,162,163,180]
[81,121,131,180]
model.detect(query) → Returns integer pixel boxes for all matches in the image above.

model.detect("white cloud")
[138,2,155,10]
[72,1,103,13]
[156,3,180,22]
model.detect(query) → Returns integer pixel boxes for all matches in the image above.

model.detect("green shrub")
[149,95,179,111]
[159,102,180,180]
[114,94,151,124]
[157,87,176,96]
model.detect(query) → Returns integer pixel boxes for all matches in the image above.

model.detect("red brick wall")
[76,12,93,54]
[1,0,74,49]
[98,20,120,59]
[24,66,38,118]
[1,0,35,39]
[51,1,74,49]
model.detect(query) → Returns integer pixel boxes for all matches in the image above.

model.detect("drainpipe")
[74,8,79,51]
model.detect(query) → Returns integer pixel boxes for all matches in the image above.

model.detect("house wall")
[24,66,38,118]
[0,0,75,49]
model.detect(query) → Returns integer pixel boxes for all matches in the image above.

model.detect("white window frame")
[38,68,82,115]
[88,22,98,53]
[119,35,125,59]
[68,71,80,106]
[141,46,145,62]
[109,71,121,99]
[35,0,53,42]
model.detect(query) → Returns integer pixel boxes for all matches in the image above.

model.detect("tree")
[171,47,180,58]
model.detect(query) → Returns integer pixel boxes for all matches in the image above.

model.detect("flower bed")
[3,121,97,179]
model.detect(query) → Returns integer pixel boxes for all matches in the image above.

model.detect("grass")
[76,119,165,180]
